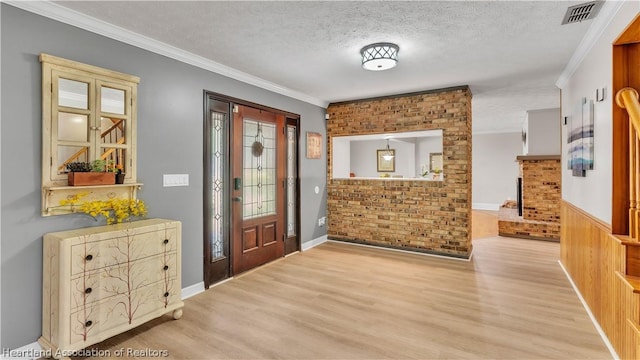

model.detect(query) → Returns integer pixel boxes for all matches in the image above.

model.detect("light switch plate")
[163,174,189,187]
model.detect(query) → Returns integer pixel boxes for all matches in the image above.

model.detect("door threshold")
[234,255,289,279]
[208,276,235,288]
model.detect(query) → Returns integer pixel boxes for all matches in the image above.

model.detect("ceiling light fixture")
[382,139,395,160]
[360,42,399,71]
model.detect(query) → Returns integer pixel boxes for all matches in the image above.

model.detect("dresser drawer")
[69,279,182,346]
[70,226,178,275]
[69,252,178,311]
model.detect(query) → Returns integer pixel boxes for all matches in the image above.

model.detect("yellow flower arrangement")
[58,192,147,224]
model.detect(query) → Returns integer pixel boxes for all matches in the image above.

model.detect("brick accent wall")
[498,218,560,240]
[326,86,473,258]
[498,156,561,241]
[520,157,561,223]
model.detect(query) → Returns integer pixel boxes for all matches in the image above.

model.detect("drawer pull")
[164,292,169,297]
[163,265,169,271]
[163,239,169,244]
[85,254,93,261]
[85,320,92,327]
[85,287,92,294]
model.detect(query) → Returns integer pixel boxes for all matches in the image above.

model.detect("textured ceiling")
[52,1,593,133]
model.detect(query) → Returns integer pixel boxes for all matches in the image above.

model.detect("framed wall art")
[306,132,322,159]
[567,97,594,177]
[377,149,395,172]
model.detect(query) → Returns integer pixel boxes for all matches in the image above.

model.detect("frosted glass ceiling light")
[382,139,395,160]
[361,43,399,71]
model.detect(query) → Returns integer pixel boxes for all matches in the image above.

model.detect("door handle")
[233,196,243,202]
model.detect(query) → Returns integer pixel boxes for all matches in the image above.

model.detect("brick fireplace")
[498,155,561,241]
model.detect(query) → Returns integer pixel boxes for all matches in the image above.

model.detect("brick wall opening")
[326,86,473,258]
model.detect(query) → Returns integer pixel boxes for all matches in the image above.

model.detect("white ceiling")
[48,1,596,133]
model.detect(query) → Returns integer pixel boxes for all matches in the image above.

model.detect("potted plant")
[432,167,442,180]
[90,159,108,172]
[113,164,125,184]
[66,160,116,186]
[65,161,92,173]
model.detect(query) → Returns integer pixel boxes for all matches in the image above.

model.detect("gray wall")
[472,132,522,207]
[350,139,416,178]
[525,108,561,155]
[415,137,443,173]
[0,4,327,348]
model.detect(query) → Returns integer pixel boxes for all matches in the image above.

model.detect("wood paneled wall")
[561,201,640,359]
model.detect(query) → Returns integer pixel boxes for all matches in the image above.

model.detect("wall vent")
[561,1,603,25]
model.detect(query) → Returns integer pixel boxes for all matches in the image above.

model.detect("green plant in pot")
[90,159,108,172]
[66,160,116,186]
[65,161,92,173]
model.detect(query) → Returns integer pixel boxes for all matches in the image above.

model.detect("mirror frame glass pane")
[57,145,89,174]
[58,78,89,109]
[57,112,88,142]
[101,86,125,114]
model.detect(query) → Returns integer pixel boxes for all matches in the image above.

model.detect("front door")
[232,104,286,274]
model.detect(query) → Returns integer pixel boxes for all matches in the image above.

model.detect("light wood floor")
[472,210,499,239]
[75,220,611,359]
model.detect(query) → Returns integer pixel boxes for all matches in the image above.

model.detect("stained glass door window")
[242,119,277,220]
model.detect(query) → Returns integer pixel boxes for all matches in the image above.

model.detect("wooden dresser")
[39,219,183,358]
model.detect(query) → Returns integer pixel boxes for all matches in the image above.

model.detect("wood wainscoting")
[561,201,640,359]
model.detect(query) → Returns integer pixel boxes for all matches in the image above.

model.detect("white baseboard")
[558,260,619,360]
[301,235,328,251]
[181,281,205,300]
[472,203,501,211]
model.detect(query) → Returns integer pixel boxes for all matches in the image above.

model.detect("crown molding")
[556,0,626,89]
[4,1,328,108]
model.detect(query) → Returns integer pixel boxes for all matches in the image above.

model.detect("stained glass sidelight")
[287,126,297,236]
[210,111,226,260]
[243,119,276,220]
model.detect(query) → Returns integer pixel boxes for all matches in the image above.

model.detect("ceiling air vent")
[561,1,603,25]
